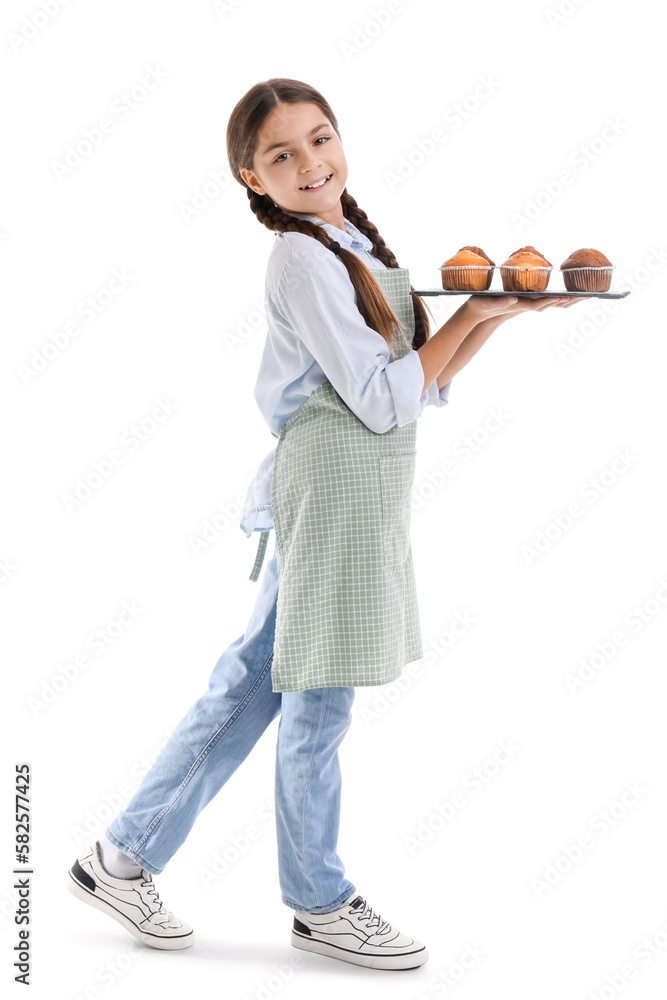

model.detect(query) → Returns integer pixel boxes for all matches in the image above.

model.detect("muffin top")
[510,245,552,267]
[502,250,551,268]
[561,248,613,268]
[442,248,490,268]
[459,245,495,266]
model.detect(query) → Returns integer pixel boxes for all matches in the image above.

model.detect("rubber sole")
[65,869,194,950]
[291,930,428,970]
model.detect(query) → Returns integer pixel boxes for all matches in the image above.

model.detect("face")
[240,101,348,230]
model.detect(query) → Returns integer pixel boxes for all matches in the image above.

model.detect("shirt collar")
[282,210,374,254]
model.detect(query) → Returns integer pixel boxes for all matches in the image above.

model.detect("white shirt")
[240,210,452,536]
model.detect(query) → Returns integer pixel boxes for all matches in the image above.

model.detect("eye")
[273,135,330,164]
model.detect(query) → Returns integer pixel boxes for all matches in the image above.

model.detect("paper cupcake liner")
[500,265,553,292]
[440,265,494,291]
[560,266,614,292]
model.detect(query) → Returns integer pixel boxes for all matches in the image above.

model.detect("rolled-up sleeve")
[273,249,447,434]
[388,351,453,417]
[424,373,452,407]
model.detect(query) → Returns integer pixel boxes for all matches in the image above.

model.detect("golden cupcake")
[440,247,495,290]
[510,245,553,266]
[500,248,552,292]
[460,245,496,288]
[560,248,614,291]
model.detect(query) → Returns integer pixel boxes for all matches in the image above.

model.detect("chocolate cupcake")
[440,247,495,291]
[560,248,614,291]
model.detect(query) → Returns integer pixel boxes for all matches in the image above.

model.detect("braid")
[248,186,331,247]
[340,192,398,269]
[246,186,405,353]
[226,78,436,351]
[247,185,432,352]
[341,191,434,350]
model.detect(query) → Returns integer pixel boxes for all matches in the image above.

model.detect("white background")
[3,0,666,997]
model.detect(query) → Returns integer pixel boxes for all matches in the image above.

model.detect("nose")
[299,161,321,176]
[299,150,323,171]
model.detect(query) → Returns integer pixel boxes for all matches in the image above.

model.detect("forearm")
[418,301,482,394]
[435,315,506,389]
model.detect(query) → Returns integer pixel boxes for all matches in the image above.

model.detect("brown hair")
[226,77,434,353]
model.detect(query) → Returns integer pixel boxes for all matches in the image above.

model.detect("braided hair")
[226,78,434,352]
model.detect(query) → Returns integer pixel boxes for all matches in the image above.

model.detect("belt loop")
[249,530,270,582]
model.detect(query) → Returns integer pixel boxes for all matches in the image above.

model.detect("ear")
[240,167,265,196]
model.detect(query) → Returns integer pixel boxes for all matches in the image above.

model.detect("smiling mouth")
[299,173,333,191]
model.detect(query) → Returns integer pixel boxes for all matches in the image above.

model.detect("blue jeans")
[105,535,357,914]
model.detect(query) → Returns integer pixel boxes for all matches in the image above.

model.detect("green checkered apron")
[257,266,423,693]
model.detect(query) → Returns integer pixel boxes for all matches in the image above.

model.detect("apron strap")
[249,529,271,582]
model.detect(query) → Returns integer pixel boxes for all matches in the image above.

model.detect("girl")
[66,77,583,971]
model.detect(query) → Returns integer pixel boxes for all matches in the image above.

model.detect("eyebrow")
[261,122,330,156]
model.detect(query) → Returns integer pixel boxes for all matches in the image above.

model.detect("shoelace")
[140,878,167,917]
[355,899,390,935]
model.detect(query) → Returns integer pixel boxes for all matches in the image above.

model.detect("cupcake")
[500,248,552,292]
[510,245,553,266]
[460,245,496,289]
[440,247,495,291]
[560,248,614,291]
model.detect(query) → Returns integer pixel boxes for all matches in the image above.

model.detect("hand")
[463,293,585,324]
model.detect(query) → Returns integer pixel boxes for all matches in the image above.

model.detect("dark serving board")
[411,289,631,299]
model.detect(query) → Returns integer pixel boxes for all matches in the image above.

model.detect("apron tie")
[249,529,270,582]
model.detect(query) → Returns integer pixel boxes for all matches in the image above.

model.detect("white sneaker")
[66,841,194,950]
[291,893,428,970]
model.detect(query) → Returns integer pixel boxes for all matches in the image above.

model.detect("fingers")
[545,297,585,308]
[531,297,578,309]
[508,297,553,310]
[470,294,588,319]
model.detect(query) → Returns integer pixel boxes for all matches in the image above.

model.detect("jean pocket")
[378,452,416,569]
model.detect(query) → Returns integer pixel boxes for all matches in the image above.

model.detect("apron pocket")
[378,452,416,569]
